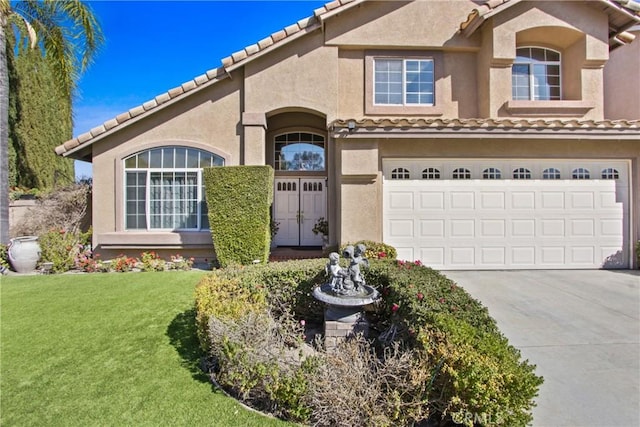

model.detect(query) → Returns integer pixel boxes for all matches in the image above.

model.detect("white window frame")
[123,147,223,231]
[374,58,435,106]
[512,47,561,101]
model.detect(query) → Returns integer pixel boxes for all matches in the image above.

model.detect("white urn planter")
[8,236,41,273]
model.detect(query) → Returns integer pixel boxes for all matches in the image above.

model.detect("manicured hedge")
[195,259,543,426]
[203,166,274,267]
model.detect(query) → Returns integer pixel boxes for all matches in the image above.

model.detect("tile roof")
[460,0,640,46]
[56,0,640,157]
[55,0,363,157]
[331,118,640,136]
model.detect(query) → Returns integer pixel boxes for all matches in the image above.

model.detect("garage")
[383,159,631,270]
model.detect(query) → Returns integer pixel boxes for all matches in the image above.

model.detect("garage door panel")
[450,192,475,209]
[480,219,506,237]
[420,192,444,209]
[512,192,536,209]
[389,192,414,210]
[388,219,414,237]
[480,192,505,209]
[512,246,536,265]
[383,159,630,270]
[420,219,444,237]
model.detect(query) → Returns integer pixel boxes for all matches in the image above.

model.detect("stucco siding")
[244,32,339,121]
[605,29,640,119]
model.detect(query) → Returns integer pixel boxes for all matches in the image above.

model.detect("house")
[55,0,640,270]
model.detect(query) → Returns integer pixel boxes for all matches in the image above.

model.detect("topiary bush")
[203,166,274,267]
[195,258,543,426]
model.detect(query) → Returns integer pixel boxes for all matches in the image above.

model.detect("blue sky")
[73,0,326,179]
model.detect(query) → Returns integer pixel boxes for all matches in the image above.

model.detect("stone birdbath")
[313,244,379,349]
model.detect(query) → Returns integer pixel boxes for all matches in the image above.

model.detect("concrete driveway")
[443,270,640,427]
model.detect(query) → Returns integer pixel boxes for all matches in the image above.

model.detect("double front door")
[273,178,326,247]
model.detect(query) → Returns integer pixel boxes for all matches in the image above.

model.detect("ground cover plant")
[196,258,543,426]
[0,271,289,427]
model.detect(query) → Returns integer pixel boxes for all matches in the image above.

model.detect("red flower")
[414,260,422,266]
[438,298,445,304]
[391,303,400,312]
[417,292,424,301]
[378,251,387,258]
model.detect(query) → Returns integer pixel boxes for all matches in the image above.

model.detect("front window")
[124,147,224,230]
[512,47,561,101]
[374,59,434,106]
[274,133,325,171]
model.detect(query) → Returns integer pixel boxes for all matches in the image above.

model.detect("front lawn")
[0,272,289,427]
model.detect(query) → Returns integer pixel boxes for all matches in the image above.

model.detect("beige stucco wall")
[80,0,639,266]
[604,28,640,119]
[91,75,243,257]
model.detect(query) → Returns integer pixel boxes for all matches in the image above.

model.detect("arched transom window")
[124,147,224,230]
[274,132,325,171]
[512,47,561,101]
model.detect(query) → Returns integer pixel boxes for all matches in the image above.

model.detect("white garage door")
[383,159,630,270]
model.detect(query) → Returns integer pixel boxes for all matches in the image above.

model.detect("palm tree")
[0,0,103,244]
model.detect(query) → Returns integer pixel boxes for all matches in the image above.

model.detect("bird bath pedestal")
[313,245,379,350]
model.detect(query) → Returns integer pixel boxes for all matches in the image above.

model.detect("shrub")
[195,259,543,426]
[169,254,194,270]
[139,251,166,272]
[38,228,90,273]
[419,315,543,427]
[203,166,274,267]
[11,183,90,237]
[340,240,398,260]
[112,254,137,272]
[0,244,10,270]
[74,245,98,272]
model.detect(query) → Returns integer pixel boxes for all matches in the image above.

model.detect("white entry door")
[273,178,326,247]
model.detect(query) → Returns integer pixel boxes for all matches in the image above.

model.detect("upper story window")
[391,168,410,179]
[374,59,434,106]
[124,147,224,231]
[274,133,325,172]
[512,47,561,101]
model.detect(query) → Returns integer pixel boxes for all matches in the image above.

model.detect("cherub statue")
[325,252,347,292]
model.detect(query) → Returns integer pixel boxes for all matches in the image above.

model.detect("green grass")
[0,272,290,427]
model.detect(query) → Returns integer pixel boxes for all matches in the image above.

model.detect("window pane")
[187,149,199,168]
[150,149,162,168]
[162,147,174,168]
[531,48,546,61]
[175,148,186,168]
[199,152,213,168]
[546,50,560,61]
[125,156,136,168]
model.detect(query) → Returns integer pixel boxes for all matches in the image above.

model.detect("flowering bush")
[339,240,397,260]
[38,228,90,273]
[74,245,99,272]
[112,255,137,272]
[169,254,194,271]
[138,251,166,271]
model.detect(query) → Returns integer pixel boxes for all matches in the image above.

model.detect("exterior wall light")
[347,120,356,133]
